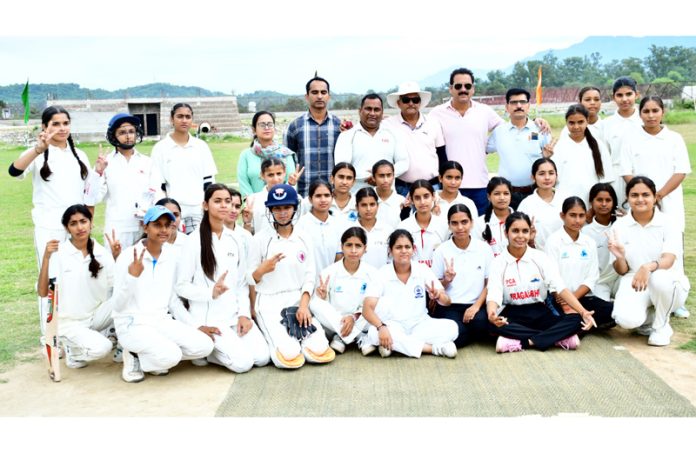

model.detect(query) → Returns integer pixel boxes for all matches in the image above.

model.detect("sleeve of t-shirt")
[488,107,504,132]
[486,128,498,154]
[661,222,681,258]
[431,246,446,279]
[15,148,37,180]
[598,140,615,183]
[482,245,494,279]
[333,130,353,167]
[364,267,385,298]
[541,253,567,294]
[672,133,692,174]
[618,140,634,177]
[581,236,600,292]
[392,131,409,178]
[202,143,218,178]
[486,257,504,304]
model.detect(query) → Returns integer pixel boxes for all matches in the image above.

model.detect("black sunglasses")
[453,83,473,91]
[400,95,421,104]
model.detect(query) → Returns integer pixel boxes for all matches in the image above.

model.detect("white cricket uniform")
[582,220,620,300]
[619,125,692,232]
[96,149,154,251]
[487,246,567,308]
[517,189,568,252]
[397,214,449,267]
[175,227,269,373]
[436,191,479,220]
[431,238,493,305]
[248,187,274,236]
[340,217,392,270]
[248,228,330,368]
[560,121,605,147]
[309,259,378,343]
[609,210,689,333]
[48,239,115,362]
[476,208,513,257]
[553,134,614,207]
[14,144,100,334]
[112,241,214,372]
[545,228,599,296]
[296,212,343,276]
[334,124,408,192]
[377,190,405,229]
[364,262,458,358]
[149,133,218,229]
[600,109,642,202]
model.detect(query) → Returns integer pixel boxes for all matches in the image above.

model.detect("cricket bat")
[45,278,61,382]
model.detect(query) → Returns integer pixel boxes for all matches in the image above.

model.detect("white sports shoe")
[672,306,690,319]
[357,334,376,356]
[122,350,144,383]
[648,324,673,347]
[64,345,87,369]
[112,345,123,363]
[378,346,392,358]
[191,358,209,367]
[432,342,457,358]
[329,335,346,354]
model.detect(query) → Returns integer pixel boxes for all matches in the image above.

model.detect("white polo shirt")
[331,195,358,223]
[48,239,114,322]
[248,227,316,297]
[340,217,392,270]
[517,189,568,251]
[97,149,153,233]
[600,109,642,166]
[316,259,379,315]
[553,134,614,206]
[296,212,343,275]
[175,226,249,327]
[397,214,450,267]
[436,191,479,220]
[382,112,444,183]
[545,228,599,294]
[487,246,567,307]
[17,145,99,229]
[377,190,405,229]
[486,120,550,187]
[619,126,691,232]
[476,208,512,257]
[248,187,274,236]
[582,219,619,296]
[149,133,218,215]
[431,238,493,305]
[333,123,408,192]
[365,262,443,328]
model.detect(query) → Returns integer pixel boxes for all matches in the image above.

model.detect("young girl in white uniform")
[329,162,358,222]
[432,204,493,347]
[518,158,568,251]
[38,205,115,368]
[436,161,478,221]
[397,180,449,267]
[296,180,343,275]
[582,183,621,301]
[478,177,514,257]
[560,86,605,142]
[361,229,458,359]
[149,103,218,233]
[244,157,287,236]
[97,113,154,255]
[372,159,405,228]
[9,106,100,337]
[608,176,689,346]
[310,227,378,353]
[224,187,253,258]
[249,184,335,369]
[341,187,392,270]
[553,104,614,207]
[545,197,614,328]
[154,198,188,253]
[175,184,270,373]
[112,205,214,382]
[487,212,597,353]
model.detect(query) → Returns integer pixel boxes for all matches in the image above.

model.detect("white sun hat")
[386,81,432,109]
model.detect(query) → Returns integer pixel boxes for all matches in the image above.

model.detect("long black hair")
[481,176,512,244]
[39,106,88,182]
[200,183,233,281]
[61,204,101,278]
[565,104,604,178]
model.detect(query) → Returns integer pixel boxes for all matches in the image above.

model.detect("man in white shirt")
[334,94,408,192]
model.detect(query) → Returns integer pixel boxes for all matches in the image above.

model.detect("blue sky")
[1,0,691,95]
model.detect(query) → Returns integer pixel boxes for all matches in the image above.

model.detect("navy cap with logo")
[265,184,299,208]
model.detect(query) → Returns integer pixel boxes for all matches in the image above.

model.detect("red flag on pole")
[536,66,542,107]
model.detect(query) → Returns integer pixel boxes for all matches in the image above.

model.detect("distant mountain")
[0,83,226,105]
[419,66,492,90]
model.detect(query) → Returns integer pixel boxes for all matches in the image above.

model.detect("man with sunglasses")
[486,88,552,209]
[384,81,445,198]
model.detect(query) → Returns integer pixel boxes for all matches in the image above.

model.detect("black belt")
[511,184,534,194]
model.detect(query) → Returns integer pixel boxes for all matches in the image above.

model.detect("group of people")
[9,69,691,383]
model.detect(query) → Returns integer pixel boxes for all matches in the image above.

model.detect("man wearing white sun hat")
[383,81,445,198]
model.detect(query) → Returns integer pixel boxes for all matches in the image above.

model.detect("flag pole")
[535,66,542,118]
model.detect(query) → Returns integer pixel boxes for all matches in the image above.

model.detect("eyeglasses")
[116,130,136,138]
[453,83,473,91]
[257,122,275,130]
[508,100,529,106]
[400,95,421,104]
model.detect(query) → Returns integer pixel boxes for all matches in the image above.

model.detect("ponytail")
[39,149,52,181]
[68,135,89,180]
[482,204,493,243]
[585,129,604,179]
[86,238,103,278]
[199,208,216,281]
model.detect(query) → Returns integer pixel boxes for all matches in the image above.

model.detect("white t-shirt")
[553,134,614,207]
[340,217,392,270]
[600,108,642,167]
[431,238,493,305]
[582,219,620,299]
[248,187,274,236]
[436,191,479,220]
[377,189,405,229]
[397,213,450,267]
[517,189,568,251]
[296,212,343,276]
[476,208,513,257]
[316,259,379,315]
[545,228,599,295]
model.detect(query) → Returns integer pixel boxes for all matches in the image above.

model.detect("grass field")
[0,118,694,370]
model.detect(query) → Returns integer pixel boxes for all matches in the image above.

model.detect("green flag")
[21,80,29,124]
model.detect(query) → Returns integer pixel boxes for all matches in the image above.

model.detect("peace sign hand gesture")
[288,165,305,186]
[606,230,625,260]
[242,196,254,225]
[128,248,146,277]
[443,258,456,286]
[543,137,558,158]
[35,129,56,154]
[426,281,441,312]
[95,144,108,176]
[316,275,330,300]
[212,271,229,299]
[104,228,122,259]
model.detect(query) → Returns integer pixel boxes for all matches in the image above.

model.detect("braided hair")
[39,106,88,182]
[61,204,102,278]
[481,177,512,244]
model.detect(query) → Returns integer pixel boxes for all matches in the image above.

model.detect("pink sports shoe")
[496,336,523,353]
[555,334,580,350]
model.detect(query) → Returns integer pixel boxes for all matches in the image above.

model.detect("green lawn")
[0,121,694,370]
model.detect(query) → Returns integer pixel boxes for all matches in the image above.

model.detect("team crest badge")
[297,251,306,263]
[272,187,288,201]
[360,282,367,294]
[414,285,424,299]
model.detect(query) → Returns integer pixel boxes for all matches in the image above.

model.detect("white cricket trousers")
[115,316,214,372]
[256,291,330,369]
[310,296,367,344]
[207,323,270,373]
[612,270,688,330]
[366,315,458,358]
[34,226,69,337]
[59,298,114,362]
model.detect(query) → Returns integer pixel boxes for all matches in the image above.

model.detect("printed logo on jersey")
[510,289,540,301]
[580,249,589,259]
[335,285,343,293]
[297,251,306,263]
[414,285,425,299]
[561,251,569,259]
[530,277,541,283]
[505,278,517,287]
[272,188,288,201]
[348,211,358,221]
[360,282,367,294]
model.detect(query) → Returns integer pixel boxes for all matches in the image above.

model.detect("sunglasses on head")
[400,95,421,104]
[453,83,473,91]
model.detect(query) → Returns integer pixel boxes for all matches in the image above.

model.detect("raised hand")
[288,165,305,186]
[43,239,60,258]
[128,248,146,277]
[443,258,456,285]
[212,271,229,299]
[543,137,558,157]
[606,230,625,260]
[242,196,254,225]
[316,274,330,300]
[104,228,122,259]
[95,144,108,176]
[35,129,56,153]
[257,253,285,276]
